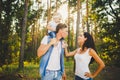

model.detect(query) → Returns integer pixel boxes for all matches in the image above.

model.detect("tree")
[75,0,81,48]
[68,0,70,49]
[47,0,51,24]
[0,0,15,66]
[92,0,120,66]
[86,0,89,32]
[56,0,58,12]
[19,0,28,68]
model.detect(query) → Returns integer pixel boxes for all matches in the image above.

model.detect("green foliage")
[0,0,17,66]
[0,0,44,67]
[69,0,77,7]
[92,0,120,67]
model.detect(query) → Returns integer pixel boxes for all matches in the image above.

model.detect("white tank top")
[74,48,92,79]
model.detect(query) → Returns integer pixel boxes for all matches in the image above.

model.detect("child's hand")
[49,38,57,45]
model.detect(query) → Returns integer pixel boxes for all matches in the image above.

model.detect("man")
[37,23,68,80]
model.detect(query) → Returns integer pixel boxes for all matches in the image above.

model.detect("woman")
[64,32,105,80]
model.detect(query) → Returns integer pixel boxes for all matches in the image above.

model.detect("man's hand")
[62,72,66,80]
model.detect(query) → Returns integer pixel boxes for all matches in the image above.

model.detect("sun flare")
[57,4,68,22]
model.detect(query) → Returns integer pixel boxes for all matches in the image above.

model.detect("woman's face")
[77,34,87,45]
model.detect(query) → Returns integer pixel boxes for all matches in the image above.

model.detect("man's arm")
[37,38,57,58]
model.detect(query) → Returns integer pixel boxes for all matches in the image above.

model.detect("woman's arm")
[62,41,77,57]
[85,49,105,78]
[37,38,57,58]
[65,48,77,57]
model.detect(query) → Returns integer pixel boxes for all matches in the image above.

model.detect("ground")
[0,66,120,80]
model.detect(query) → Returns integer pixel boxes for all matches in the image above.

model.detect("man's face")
[61,28,68,38]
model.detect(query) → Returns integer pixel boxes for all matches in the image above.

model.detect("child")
[47,12,62,38]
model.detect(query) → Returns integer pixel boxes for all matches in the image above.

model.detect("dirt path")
[94,66,120,80]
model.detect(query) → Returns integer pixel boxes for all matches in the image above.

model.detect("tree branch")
[108,0,118,19]
[104,7,116,19]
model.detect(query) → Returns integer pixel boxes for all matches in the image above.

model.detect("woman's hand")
[84,72,94,78]
[62,41,68,48]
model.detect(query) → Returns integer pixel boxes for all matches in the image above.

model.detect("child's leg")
[48,31,56,38]
[49,31,58,46]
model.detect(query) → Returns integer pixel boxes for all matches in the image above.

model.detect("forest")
[0,0,120,80]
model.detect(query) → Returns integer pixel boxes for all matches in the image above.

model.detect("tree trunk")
[75,0,80,48]
[68,0,70,50]
[86,0,89,32]
[47,0,51,24]
[56,0,58,12]
[19,0,28,69]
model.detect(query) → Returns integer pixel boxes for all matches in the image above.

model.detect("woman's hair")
[82,32,97,63]
[56,23,67,33]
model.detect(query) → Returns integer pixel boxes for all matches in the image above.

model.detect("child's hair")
[53,12,62,19]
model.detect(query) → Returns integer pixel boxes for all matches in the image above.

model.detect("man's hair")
[56,23,67,33]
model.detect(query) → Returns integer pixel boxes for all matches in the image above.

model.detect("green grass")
[64,58,74,80]
[0,59,119,80]
[0,63,40,80]
[18,63,40,79]
[0,60,102,80]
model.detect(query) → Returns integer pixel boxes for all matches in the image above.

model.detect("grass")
[0,62,40,80]
[64,58,74,80]
[0,59,120,80]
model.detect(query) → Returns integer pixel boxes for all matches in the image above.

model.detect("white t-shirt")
[41,36,62,70]
[48,21,58,33]
[74,48,92,79]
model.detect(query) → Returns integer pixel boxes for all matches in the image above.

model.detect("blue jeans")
[75,75,93,80]
[41,70,62,80]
